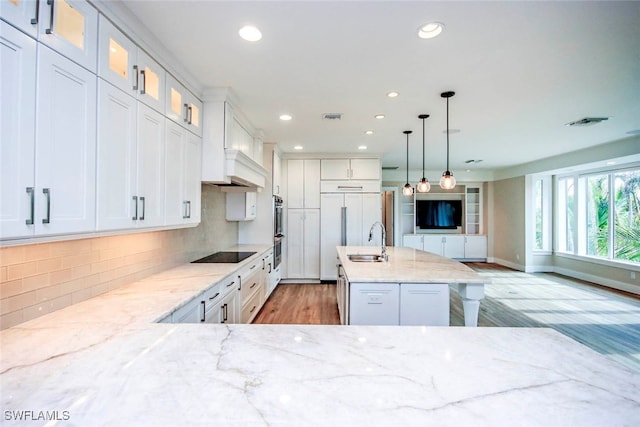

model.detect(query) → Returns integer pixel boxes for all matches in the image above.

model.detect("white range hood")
[219,149,267,190]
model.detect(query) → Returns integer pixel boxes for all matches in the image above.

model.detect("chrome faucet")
[368,221,388,261]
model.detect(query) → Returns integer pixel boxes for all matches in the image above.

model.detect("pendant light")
[439,91,456,190]
[402,130,413,196]
[416,114,431,193]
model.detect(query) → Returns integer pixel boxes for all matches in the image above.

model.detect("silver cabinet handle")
[249,305,256,314]
[200,300,206,322]
[139,196,145,220]
[42,188,50,224]
[132,196,138,220]
[337,186,363,190]
[45,0,55,34]
[209,292,220,301]
[238,275,241,291]
[132,65,139,91]
[267,263,272,273]
[187,201,191,218]
[139,69,146,95]
[226,281,235,288]
[182,201,188,219]
[26,187,35,225]
[187,106,193,125]
[222,303,228,323]
[31,0,40,24]
[183,103,189,123]
[249,281,257,289]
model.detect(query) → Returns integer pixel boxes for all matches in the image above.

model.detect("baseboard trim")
[553,266,640,296]
[493,258,525,272]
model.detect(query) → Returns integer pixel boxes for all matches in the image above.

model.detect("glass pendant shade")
[403,130,413,196]
[440,91,456,190]
[416,114,430,193]
[439,171,456,190]
[417,178,431,193]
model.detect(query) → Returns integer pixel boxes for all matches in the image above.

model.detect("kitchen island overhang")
[337,246,489,326]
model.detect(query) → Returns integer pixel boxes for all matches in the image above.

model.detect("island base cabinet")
[400,283,450,326]
[349,283,399,325]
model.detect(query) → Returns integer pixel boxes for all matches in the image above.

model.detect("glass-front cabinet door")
[38,0,98,72]
[98,15,165,112]
[0,0,39,38]
[166,74,202,136]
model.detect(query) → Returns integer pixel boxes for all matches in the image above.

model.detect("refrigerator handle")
[341,206,347,246]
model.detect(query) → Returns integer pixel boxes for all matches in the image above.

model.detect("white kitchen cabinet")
[166,74,202,136]
[349,282,399,325]
[33,44,97,235]
[443,235,465,259]
[464,235,487,260]
[287,209,320,278]
[422,235,443,255]
[97,85,165,230]
[320,192,381,280]
[165,120,201,226]
[171,297,201,323]
[1,0,38,38]
[403,235,423,250]
[226,192,257,221]
[227,116,254,158]
[272,150,282,196]
[0,22,37,239]
[98,15,165,113]
[465,185,483,234]
[219,275,240,324]
[399,283,450,326]
[320,158,380,180]
[287,159,320,209]
[37,0,98,72]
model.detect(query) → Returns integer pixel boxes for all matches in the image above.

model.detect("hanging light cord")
[446,96,450,172]
[406,133,410,184]
[422,117,426,177]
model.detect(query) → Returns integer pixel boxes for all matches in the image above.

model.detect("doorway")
[381,190,395,246]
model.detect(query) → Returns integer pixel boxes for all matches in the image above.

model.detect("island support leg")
[454,283,485,327]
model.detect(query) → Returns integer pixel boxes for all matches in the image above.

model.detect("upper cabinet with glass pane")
[37,0,97,72]
[166,74,202,137]
[98,15,165,113]
[1,0,39,38]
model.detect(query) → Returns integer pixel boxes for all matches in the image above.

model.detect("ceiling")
[120,1,640,175]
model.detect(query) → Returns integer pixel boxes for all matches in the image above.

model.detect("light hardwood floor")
[253,264,640,372]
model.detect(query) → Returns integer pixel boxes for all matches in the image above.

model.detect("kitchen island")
[2,250,639,426]
[337,246,489,326]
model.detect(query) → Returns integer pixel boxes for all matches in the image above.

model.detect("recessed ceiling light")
[386,91,399,98]
[239,25,262,42]
[418,22,444,39]
[365,130,374,135]
[358,145,367,150]
[293,145,303,150]
[375,114,385,119]
[279,114,292,121]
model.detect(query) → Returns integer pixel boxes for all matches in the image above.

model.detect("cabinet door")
[97,15,136,95]
[36,45,96,235]
[344,193,363,246]
[464,235,487,259]
[136,49,165,113]
[38,0,98,72]
[304,159,321,209]
[184,91,202,137]
[0,0,39,38]
[272,151,281,196]
[96,80,137,230]
[403,235,423,250]
[287,209,305,278]
[287,159,304,209]
[320,193,344,280]
[136,103,165,227]
[220,290,239,324]
[303,209,320,277]
[164,120,187,225]
[349,282,399,325]
[423,236,443,255]
[184,133,201,224]
[0,22,37,239]
[320,158,349,180]
[165,74,185,126]
[443,235,465,259]
[350,158,380,180]
[400,283,450,326]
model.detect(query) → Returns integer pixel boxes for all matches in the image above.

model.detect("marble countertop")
[1,244,639,426]
[337,246,489,284]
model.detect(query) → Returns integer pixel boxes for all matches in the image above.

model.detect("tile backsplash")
[0,185,237,329]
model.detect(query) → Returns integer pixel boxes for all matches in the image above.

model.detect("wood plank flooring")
[253,265,640,372]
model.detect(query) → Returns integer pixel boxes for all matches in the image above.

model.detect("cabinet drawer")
[241,289,262,324]
[202,283,222,312]
[220,275,239,297]
[240,270,261,305]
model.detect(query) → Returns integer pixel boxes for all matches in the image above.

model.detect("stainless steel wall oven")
[273,196,284,268]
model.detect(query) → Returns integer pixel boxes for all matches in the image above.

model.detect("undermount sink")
[347,254,385,262]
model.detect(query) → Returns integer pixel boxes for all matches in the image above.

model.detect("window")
[557,166,640,264]
[533,176,551,251]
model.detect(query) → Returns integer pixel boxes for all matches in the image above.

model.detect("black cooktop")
[192,251,257,264]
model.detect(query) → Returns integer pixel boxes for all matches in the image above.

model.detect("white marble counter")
[1,244,639,426]
[337,246,489,284]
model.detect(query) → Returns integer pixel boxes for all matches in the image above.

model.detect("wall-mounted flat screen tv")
[416,200,462,229]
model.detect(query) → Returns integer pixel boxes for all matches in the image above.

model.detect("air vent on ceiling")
[382,166,399,170]
[322,113,342,120]
[565,117,609,127]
